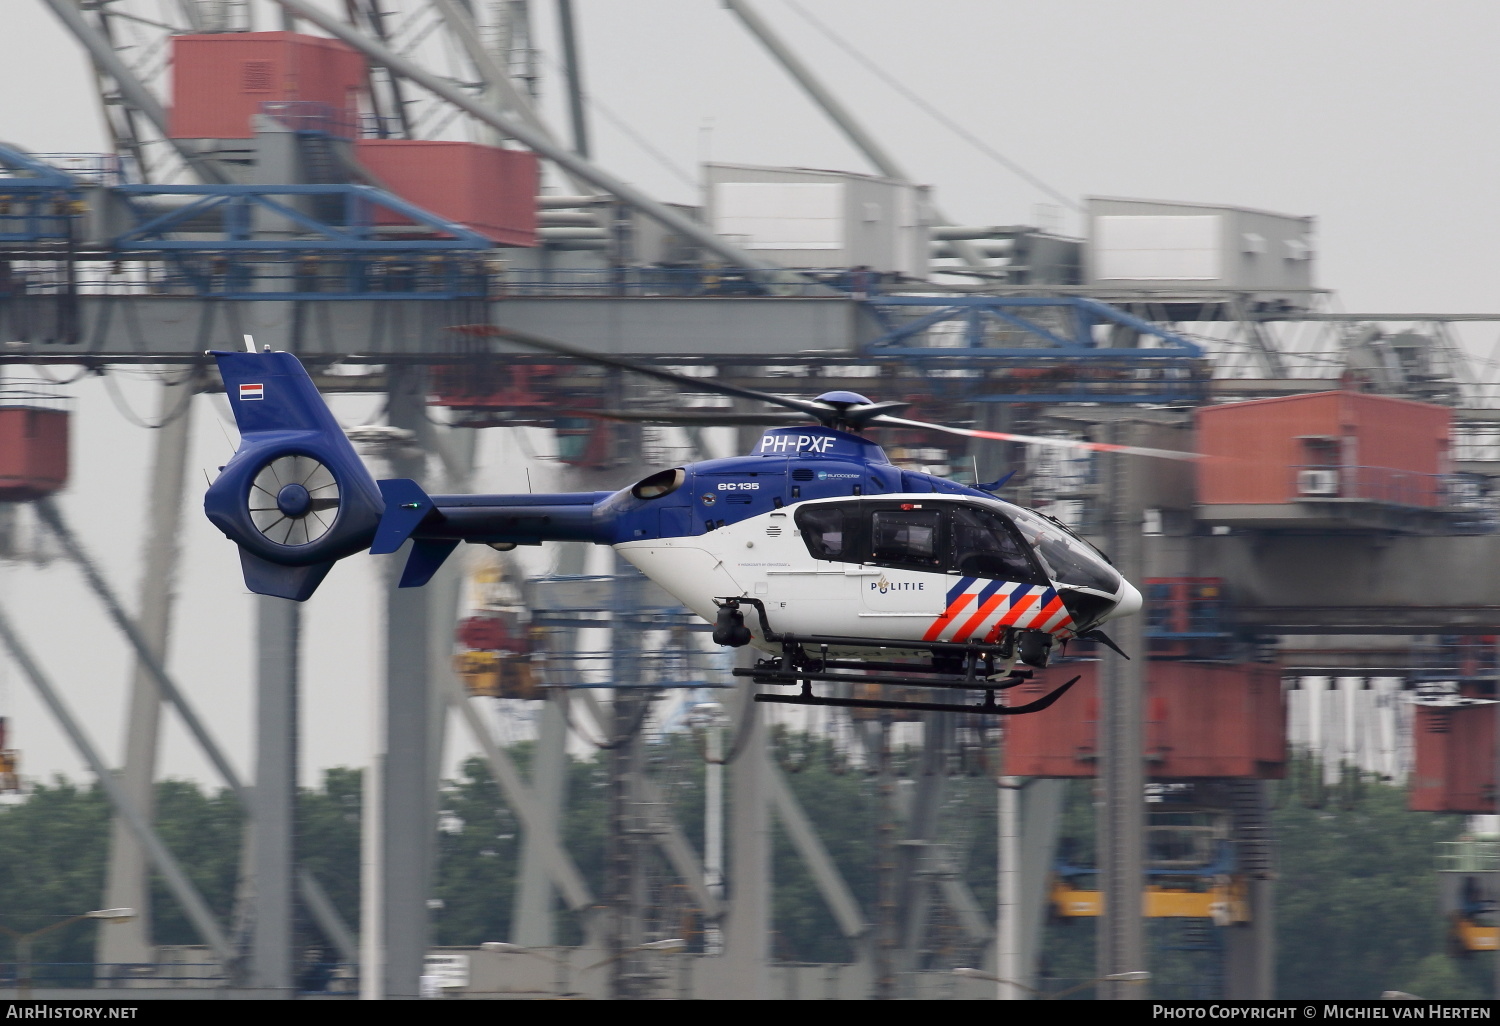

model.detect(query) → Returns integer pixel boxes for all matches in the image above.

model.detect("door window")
[796,503,856,561]
[798,499,1065,585]
[870,509,944,570]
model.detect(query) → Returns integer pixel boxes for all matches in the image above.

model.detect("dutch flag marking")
[239,383,265,401]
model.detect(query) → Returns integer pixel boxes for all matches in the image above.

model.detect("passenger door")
[767,500,865,636]
[857,504,946,617]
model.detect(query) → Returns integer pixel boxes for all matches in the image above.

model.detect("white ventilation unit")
[1086,198,1316,296]
[1297,469,1340,497]
[705,163,930,276]
[1093,214,1222,280]
[713,182,844,250]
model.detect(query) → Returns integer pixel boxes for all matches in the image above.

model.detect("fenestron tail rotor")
[248,455,341,547]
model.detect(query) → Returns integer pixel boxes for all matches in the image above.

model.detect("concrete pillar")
[606,554,648,998]
[896,714,950,983]
[605,689,644,998]
[512,691,569,946]
[716,416,771,999]
[1017,779,1067,993]
[1097,422,1148,1000]
[420,422,473,968]
[719,667,769,999]
[359,752,384,1000]
[1225,781,1276,999]
[1225,879,1275,997]
[97,376,195,971]
[997,776,1023,999]
[873,718,896,999]
[252,596,299,995]
[377,364,434,999]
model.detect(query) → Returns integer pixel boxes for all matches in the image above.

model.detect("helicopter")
[203,327,1194,718]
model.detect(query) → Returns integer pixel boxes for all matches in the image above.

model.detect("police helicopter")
[203,328,1194,718]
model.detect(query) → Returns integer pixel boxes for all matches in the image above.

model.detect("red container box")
[170,32,368,139]
[1196,391,1452,508]
[355,140,538,246]
[0,408,68,500]
[1004,661,1286,778]
[1410,696,1496,813]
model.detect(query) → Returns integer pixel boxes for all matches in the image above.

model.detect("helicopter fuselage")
[391,425,1140,654]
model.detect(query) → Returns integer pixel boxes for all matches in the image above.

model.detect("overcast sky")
[1,0,1499,787]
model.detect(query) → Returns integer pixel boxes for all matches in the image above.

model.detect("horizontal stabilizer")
[239,548,335,602]
[371,478,435,555]
[399,539,459,589]
[976,470,1016,493]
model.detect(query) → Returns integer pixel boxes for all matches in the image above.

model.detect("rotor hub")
[276,482,312,518]
[814,390,873,408]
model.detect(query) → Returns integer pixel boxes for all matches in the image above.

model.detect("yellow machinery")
[453,556,542,701]
[1436,838,1500,954]
[1049,875,1249,925]
[454,648,540,701]
[1452,917,1497,953]
[1051,806,1251,925]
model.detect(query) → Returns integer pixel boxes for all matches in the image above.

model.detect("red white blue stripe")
[923,576,1074,643]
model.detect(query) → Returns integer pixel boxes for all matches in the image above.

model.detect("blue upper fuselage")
[410,426,993,548]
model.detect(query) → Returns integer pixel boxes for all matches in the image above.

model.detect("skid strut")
[718,595,1078,715]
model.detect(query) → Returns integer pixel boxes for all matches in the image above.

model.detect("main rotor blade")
[871,415,1200,461]
[572,409,812,426]
[450,324,828,419]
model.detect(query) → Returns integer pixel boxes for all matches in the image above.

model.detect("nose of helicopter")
[1104,579,1143,623]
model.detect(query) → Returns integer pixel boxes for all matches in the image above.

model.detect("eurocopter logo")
[818,471,860,481]
[758,434,835,454]
[872,575,925,594]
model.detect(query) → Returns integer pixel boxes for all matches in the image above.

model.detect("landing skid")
[737,664,1033,692]
[753,676,1081,717]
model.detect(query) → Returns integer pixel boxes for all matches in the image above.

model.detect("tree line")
[0,737,1488,997]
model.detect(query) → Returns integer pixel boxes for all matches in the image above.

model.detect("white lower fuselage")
[616,501,1114,655]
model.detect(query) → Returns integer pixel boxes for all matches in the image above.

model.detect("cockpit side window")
[950,506,1044,583]
[796,504,855,561]
[870,509,944,569]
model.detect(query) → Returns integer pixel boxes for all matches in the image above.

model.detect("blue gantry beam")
[104,184,495,300]
[859,294,1208,404]
[112,184,493,252]
[0,147,498,300]
[0,142,82,243]
[863,294,1204,359]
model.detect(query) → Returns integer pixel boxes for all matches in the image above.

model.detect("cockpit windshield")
[1003,504,1122,595]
